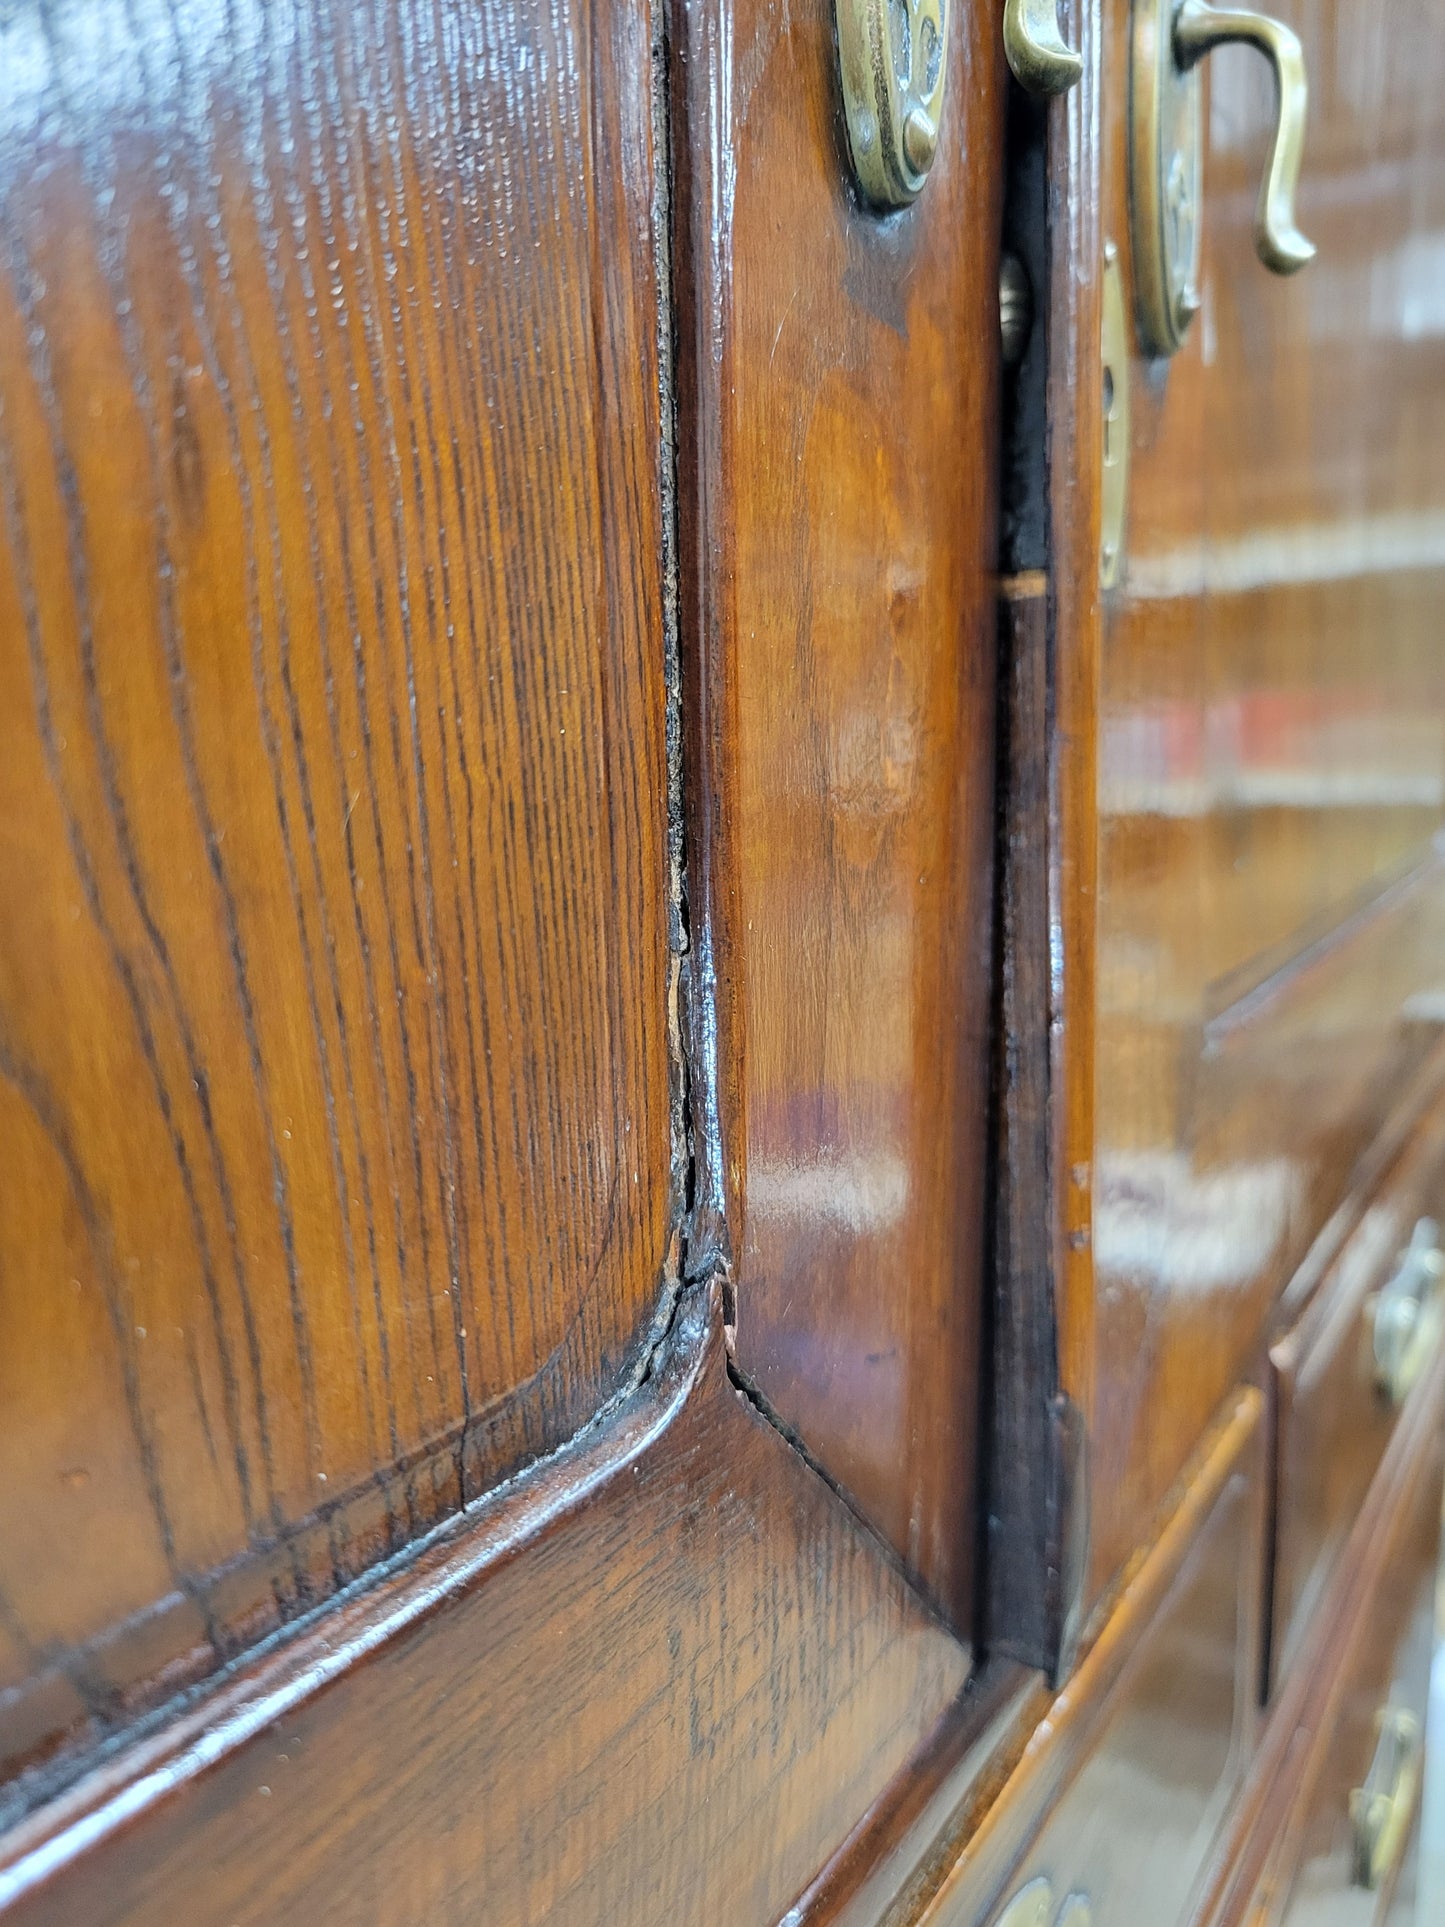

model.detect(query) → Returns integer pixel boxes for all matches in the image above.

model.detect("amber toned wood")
[1268,1087,1445,1689]
[0,1283,977,1927]
[1043,0,1445,1616]
[0,0,676,1789]
[671,0,1007,1624]
[1190,1313,1445,1927]
[780,1663,1049,1927]
[1268,1453,1439,1927]
[915,1386,1264,1926]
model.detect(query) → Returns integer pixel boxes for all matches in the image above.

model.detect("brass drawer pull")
[1351,1705,1423,1890]
[995,1879,1093,1927]
[1372,1217,1445,1409]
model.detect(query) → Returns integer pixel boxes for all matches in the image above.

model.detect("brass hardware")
[1351,1705,1422,1890]
[996,1878,1054,1927]
[1100,242,1131,588]
[1371,1218,1445,1409]
[1000,252,1034,368]
[837,0,949,208]
[1130,0,1314,357]
[995,1876,1092,1927]
[1003,0,1083,97]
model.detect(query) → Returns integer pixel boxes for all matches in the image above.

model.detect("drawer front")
[1275,1418,1443,1927]
[930,1395,1265,1927]
[1270,1100,1445,1686]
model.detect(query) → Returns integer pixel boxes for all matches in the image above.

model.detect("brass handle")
[1173,1,1315,275]
[1130,0,1314,355]
[1351,1705,1422,1890]
[1003,0,1083,97]
[1372,1217,1445,1409]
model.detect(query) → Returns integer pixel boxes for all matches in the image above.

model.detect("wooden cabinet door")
[0,0,1007,1920]
[1066,0,1445,1610]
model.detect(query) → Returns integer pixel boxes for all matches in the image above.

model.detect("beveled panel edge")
[907,1385,1263,1926]
[0,1274,718,1906]
[780,1662,1049,1927]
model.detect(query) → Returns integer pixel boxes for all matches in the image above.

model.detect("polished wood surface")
[0,0,676,1790]
[0,1283,976,1927]
[672,0,1006,1623]
[1064,0,1445,1608]
[917,1387,1263,1926]
[1190,1302,1445,1927]
[1269,1088,1445,1689]
[4,0,1445,1914]
[1269,1453,1438,1927]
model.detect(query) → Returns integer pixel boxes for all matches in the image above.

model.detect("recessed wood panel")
[0,0,674,1786]
[0,1286,973,1927]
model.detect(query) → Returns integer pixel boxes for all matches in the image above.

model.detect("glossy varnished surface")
[0,1285,973,1927]
[673,0,1006,1623]
[0,0,674,1784]
[918,1388,1264,1927]
[1268,1088,1445,1690]
[1074,0,1445,1602]
[1187,1281,1445,1927]
[1268,1438,1439,1927]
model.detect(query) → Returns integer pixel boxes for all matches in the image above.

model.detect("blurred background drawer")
[926,1393,1265,1927]
[1266,1410,1444,1927]
[1269,1096,1445,1690]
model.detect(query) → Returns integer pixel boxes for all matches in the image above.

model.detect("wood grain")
[0,0,675,1787]
[671,0,1007,1627]
[0,1282,975,1927]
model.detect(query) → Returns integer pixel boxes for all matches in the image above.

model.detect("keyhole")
[1102,364,1117,465]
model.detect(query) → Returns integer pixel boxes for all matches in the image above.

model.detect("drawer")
[922,1392,1265,1927]
[1273,1413,1443,1926]
[1269,1100,1445,1688]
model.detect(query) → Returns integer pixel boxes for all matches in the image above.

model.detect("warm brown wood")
[1267,1449,1439,1927]
[915,1386,1264,1926]
[0,1281,977,1927]
[0,0,678,1791]
[671,0,1007,1625]
[1189,1304,1445,1927]
[1268,1086,1445,1690]
[1043,0,1445,1617]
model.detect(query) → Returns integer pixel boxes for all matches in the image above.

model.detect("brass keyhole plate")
[1131,0,1205,355]
[1100,241,1131,586]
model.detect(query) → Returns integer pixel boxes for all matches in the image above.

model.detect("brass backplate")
[837,0,949,208]
[1130,0,1204,355]
[995,1879,1054,1927]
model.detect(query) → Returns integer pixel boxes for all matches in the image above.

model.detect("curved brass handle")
[1372,1217,1445,1409]
[1351,1705,1423,1891]
[1004,0,1083,97]
[1173,0,1314,274]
